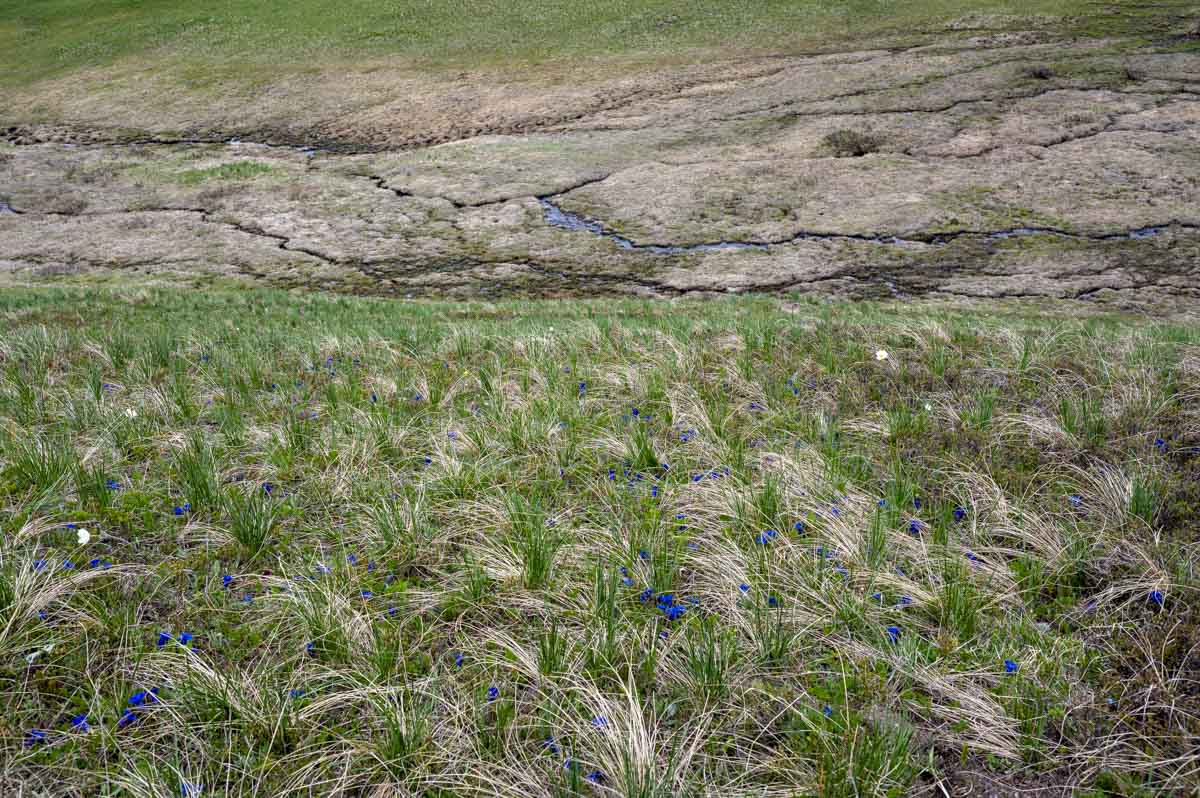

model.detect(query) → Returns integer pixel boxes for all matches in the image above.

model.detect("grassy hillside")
[0,0,1173,88]
[1,286,1197,794]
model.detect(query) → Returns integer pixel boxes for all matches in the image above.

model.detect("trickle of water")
[0,201,16,215]
[540,197,1183,253]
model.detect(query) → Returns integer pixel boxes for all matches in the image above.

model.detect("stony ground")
[1,14,1199,309]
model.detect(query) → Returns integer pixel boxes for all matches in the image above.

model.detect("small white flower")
[875,350,889,361]
[923,402,932,412]
[124,407,137,419]
[77,528,91,545]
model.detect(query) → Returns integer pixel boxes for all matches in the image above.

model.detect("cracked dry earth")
[1,32,1199,308]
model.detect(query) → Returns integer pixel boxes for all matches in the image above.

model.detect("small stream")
[539,198,1172,254]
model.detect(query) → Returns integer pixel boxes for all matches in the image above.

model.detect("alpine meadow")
[1,1,1199,796]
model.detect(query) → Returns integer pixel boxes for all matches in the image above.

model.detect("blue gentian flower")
[886,625,901,643]
[966,551,980,563]
[739,583,750,593]
[487,686,499,702]
[454,652,464,668]
[871,592,883,602]
[118,709,138,728]
[388,605,398,617]
[586,770,605,784]
[622,576,634,587]
[346,554,357,565]
[877,499,887,508]
[793,521,805,534]
[137,688,160,705]
[768,595,779,608]
[71,714,90,731]
[1154,437,1167,452]
[181,783,203,797]
[360,590,373,599]
[631,408,639,417]
[543,736,559,754]
[222,575,232,588]
[89,558,112,569]
[664,605,686,621]
[908,519,923,536]
[106,479,121,491]
[305,641,316,655]
[370,392,378,403]
[61,560,75,570]
[157,631,171,647]
[262,482,274,495]
[289,689,305,698]
[1068,494,1083,508]
[953,506,966,522]
[179,632,193,646]
[25,729,46,747]
[823,705,833,718]
[1004,659,1019,673]
[578,382,586,394]
[639,550,649,561]
[897,595,912,606]
[1149,590,1165,606]
[686,541,699,552]
[913,497,922,510]
[592,715,608,729]
[656,593,674,608]
[33,559,46,572]
[174,506,185,516]
[639,587,653,602]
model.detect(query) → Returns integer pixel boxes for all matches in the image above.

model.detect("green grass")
[0,0,1175,89]
[175,161,276,186]
[0,285,1198,795]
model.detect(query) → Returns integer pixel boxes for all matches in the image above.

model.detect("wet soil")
[1,28,1198,310]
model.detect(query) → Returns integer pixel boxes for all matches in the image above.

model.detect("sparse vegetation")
[176,161,275,185]
[822,128,883,158]
[1,285,1196,795]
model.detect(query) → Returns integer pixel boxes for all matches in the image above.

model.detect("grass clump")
[822,128,883,158]
[0,284,1196,795]
[175,160,275,185]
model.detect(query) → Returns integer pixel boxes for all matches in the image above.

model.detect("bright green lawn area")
[0,0,1173,88]
[1,285,1197,794]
